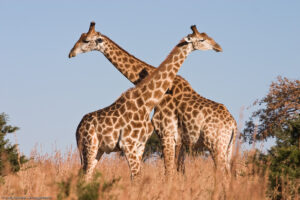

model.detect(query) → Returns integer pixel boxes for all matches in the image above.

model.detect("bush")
[57,171,121,200]
[0,113,27,176]
[267,116,300,199]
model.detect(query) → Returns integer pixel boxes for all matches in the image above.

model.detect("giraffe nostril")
[68,52,75,58]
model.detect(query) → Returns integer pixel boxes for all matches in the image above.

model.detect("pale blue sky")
[1,1,299,155]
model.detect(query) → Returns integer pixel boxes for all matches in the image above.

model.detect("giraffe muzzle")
[213,44,223,52]
[68,52,76,58]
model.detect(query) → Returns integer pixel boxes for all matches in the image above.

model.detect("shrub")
[0,113,27,176]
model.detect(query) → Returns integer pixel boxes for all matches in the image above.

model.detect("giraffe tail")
[75,125,84,167]
[76,141,83,166]
[226,128,235,154]
[78,144,83,166]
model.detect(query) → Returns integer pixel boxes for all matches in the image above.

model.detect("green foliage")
[0,113,27,176]
[247,117,300,199]
[143,131,162,160]
[143,131,208,161]
[273,115,300,148]
[57,177,72,200]
[243,77,300,199]
[76,172,102,200]
[57,171,121,200]
[267,116,300,199]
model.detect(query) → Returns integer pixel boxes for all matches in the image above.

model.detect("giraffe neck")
[136,39,193,112]
[99,35,156,84]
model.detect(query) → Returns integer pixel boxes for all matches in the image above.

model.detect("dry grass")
[0,145,273,200]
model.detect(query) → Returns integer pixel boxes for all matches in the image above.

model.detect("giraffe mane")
[102,35,156,71]
[136,38,186,87]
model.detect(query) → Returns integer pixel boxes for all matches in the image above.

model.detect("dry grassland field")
[1,144,291,200]
[1,2,299,200]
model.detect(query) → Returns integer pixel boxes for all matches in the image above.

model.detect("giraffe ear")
[139,68,149,80]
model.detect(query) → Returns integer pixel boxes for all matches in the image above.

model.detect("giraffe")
[69,24,223,181]
[69,22,236,177]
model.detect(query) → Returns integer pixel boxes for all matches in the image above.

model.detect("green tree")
[243,77,300,199]
[0,113,27,176]
[243,76,300,143]
[267,116,300,199]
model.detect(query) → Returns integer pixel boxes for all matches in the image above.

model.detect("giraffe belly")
[179,112,205,145]
[96,126,121,154]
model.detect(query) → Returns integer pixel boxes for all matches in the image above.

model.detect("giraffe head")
[183,25,222,52]
[69,22,106,58]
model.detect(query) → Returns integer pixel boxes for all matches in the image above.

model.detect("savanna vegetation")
[0,76,299,199]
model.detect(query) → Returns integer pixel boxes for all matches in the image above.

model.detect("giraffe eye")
[82,39,89,43]
[96,38,103,43]
[199,39,205,42]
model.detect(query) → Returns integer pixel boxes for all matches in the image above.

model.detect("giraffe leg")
[122,141,145,181]
[215,131,235,177]
[211,137,232,200]
[161,134,176,177]
[162,121,178,178]
[175,143,185,174]
[81,145,99,181]
[220,128,236,197]
[152,106,178,178]
[79,128,100,181]
[210,151,225,200]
